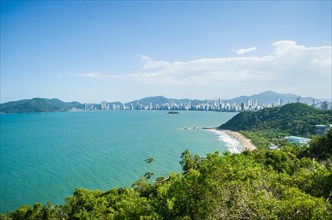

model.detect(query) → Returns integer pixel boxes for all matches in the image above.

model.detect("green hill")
[219,103,332,137]
[0,98,83,113]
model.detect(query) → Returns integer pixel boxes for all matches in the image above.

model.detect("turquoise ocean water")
[0,111,236,213]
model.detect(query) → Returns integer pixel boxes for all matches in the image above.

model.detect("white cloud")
[77,72,102,78]
[121,41,330,86]
[72,41,331,98]
[140,55,169,69]
[75,72,118,79]
[232,47,257,55]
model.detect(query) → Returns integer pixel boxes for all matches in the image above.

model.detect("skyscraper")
[247,98,252,109]
[101,101,107,110]
[253,99,258,108]
[241,102,246,111]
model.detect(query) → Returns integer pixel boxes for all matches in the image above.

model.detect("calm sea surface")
[0,111,236,212]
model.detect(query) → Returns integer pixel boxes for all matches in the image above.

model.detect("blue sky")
[1,1,331,103]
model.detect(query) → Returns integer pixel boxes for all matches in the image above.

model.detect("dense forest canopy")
[219,103,332,139]
[0,98,83,113]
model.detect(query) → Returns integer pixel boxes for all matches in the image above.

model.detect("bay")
[0,111,236,213]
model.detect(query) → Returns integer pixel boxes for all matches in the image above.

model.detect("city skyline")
[0,90,328,105]
[81,94,330,112]
[85,97,288,112]
[1,1,331,103]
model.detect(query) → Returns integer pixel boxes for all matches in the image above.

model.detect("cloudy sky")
[1,1,331,103]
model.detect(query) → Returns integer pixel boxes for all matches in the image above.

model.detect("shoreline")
[222,130,256,151]
[207,128,256,152]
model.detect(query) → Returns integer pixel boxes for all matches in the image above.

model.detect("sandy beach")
[207,128,256,152]
[222,130,256,151]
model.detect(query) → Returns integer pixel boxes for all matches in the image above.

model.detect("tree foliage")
[219,103,332,138]
[0,98,83,113]
[303,128,332,161]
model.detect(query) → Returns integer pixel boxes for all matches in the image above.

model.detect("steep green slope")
[0,98,83,113]
[219,103,332,137]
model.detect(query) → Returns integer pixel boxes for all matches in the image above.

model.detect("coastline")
[222,130,256,151]
[207,128,256,153]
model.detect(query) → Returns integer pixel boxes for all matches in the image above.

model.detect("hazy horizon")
[1,90,330,104]
[1,1,331,103]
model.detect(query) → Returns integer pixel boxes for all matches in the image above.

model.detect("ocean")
[0,111,237,213]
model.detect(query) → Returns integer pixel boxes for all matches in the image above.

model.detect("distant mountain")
[225,91,316,105]
[0,91,323,113]
[126,91,318,107]
[0,98,83,113]
[219,103,332,136]
[127,96,171,106]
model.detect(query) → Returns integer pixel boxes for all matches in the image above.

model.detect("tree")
[180,150,201,172]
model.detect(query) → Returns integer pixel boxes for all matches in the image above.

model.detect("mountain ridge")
[0,91,323,113]
[0,98,83,113]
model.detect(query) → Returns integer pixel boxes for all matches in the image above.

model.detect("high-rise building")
[241,102,246,111]
[101,101,107,110]
[253,99,258,108]
[280,99,284,106]
[247,98,252,109]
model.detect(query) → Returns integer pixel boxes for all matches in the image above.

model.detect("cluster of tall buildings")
[79,97,331,112]
[82,98,290,112]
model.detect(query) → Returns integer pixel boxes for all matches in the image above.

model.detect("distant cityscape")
[77,97,332,112]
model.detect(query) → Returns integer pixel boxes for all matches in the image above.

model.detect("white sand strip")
[208,128,256,153]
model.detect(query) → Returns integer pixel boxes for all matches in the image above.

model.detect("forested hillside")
[219,103,332,137]
[0,98,83,113]
[1,130,332,219]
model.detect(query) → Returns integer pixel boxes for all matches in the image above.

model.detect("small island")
[168,111,180,114]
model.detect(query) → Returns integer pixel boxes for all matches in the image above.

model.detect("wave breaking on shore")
[208,129,246,153]
[182,127,256,153]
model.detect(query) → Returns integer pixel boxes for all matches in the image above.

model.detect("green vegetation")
[220,103,332,137]
[219,103,332,147]
[0,98,83,113]
[301,128,332,161]
[2,130,332,219]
